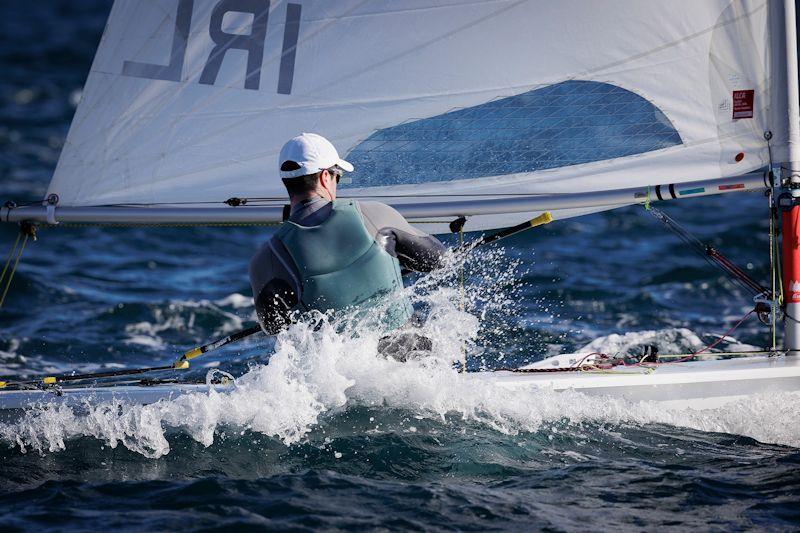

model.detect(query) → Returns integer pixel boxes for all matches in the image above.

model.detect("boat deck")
[476,353,800,409]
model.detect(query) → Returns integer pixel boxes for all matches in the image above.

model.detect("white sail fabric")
[47,0,787,230]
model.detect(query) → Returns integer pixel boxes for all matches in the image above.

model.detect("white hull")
[1,354,798,413]
[0,383,221,411]
[477,353,800,410]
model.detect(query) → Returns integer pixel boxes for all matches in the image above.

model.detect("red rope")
[666,309,754,363]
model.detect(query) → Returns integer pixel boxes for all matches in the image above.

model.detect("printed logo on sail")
[732,90,754,119]
[790,280,800,302]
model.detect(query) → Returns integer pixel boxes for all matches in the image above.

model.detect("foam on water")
[122,297,252,349]
[2,248,798,458]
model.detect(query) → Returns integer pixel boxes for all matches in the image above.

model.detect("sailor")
[249,133,446,358]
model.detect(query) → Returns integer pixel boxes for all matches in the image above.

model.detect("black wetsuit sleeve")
[358,201,447,273]
[249,237,302,335]
[254,279,299,334]
[378,227,447,272]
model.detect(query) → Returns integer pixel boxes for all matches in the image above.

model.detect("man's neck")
[288,194,334,224]
[289,191,333,208]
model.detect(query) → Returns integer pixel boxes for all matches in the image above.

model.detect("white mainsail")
[12,0,790,231]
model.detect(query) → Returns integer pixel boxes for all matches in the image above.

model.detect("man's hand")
[378,227,446,273]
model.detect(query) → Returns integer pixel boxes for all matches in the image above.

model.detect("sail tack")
[41,0,786,230]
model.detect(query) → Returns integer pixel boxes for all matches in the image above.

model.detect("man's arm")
[359,201,447,272]
[253,279,298,334]
[249,240,301,334]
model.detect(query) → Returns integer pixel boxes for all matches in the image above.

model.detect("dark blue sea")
[1,1,799,530]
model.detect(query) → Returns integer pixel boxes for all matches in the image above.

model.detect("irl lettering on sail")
[121,0,301,94]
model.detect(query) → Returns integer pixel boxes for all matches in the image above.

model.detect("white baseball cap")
[278,133,354,179]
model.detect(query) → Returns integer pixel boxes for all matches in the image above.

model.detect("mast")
[782,0,800,354]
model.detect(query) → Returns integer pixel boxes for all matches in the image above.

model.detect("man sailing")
[249,133,445,357]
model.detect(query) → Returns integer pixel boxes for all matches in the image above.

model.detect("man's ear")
[321,169,333,187]
[318,170,334,196]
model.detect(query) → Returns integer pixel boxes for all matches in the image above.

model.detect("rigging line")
[0,223,35,309]
[659,219,757,296]
[776,212,785,305]
[34,223,231,230]
[34,191,578,210]
[657,349,780,358]
[0,364,180,390]
[764,134,778,346]
[3,199,45,210]
[0,324,266,390]
[768,188,777,347]
[648,207,768,297]
[92,200,235,207]
[696,251,756,296]
[0,231,22,291]
[241,191,590,200]
[458,224,467,372]
[706,250,769,295]
[81,190,592,208]
[88,195,495,207]
[598,310,756,369]
[53,221,279,229]
[670,309,755,363]
[712,255,765,296]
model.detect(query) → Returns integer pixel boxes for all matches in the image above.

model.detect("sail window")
[344,80,681,187]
